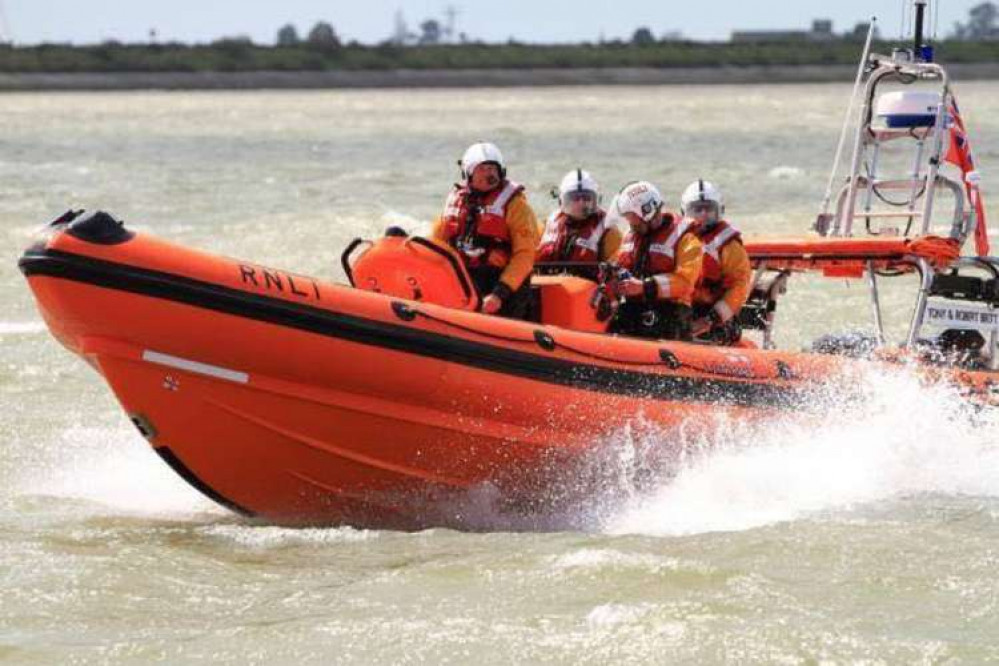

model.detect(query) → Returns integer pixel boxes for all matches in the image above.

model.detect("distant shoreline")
[3,63,999,91]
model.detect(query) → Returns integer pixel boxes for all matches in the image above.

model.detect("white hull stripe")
[142,350,249,384]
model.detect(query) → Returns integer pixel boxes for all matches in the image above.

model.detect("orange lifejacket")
[536,210,608,263]
[693,220,742,299]
[616,213,693,277]
[441,180,524,270]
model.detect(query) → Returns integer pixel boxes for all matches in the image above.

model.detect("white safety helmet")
[558,168,600,219]
[614,180,664,224]
[680,179,724,218]
[459,142,506,181]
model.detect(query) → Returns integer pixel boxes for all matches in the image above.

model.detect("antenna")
[444,5,459,44]
[913,0,927,53]
[913,0,934,62]
[0,0,12,45]
[393,9,409,45]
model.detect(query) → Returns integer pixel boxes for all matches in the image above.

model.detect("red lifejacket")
[536,210,608,263]
[440,180,524,270]
[616,213,694,277]
[693,220,742,296]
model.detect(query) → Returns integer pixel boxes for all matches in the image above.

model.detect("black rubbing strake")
[19,247,806,409]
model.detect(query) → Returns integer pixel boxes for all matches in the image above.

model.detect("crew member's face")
[563,191,597,221]
[624,212,651,236]
[469,163,502,192]
[687,201,718,224]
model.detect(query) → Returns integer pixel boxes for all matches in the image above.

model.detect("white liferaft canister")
[875,91,943,128]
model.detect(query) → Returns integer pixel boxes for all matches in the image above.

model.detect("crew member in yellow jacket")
[611,181,703,341]
[432,142,539,318]
[681,180,752,344]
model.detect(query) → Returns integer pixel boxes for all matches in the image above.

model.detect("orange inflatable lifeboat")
[17,212,995,529]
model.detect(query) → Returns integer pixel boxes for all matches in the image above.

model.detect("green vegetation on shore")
[2,40,999,74]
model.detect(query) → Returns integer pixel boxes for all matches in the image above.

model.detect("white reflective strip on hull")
[142,350,249,384]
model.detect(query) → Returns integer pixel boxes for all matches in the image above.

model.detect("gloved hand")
[692,317,713,337]
[693,309,723,337]
[482,282,512,315]
[482,294,503,314]
[619,278,646,298]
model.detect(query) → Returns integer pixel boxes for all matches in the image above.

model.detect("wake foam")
[14,422,222,520]
[199,524,376,547]
[0,321,47,335]
[606,365,999,536]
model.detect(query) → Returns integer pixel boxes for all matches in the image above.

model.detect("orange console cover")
[533,275,609,333]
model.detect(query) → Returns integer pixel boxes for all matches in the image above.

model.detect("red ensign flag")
[945,99,990,256]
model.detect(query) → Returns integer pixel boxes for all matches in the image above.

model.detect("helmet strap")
[647,203,665,230]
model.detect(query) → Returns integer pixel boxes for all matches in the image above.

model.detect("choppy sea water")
[2,84,999,663]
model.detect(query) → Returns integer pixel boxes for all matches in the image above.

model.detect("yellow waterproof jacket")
[658,233,704,306]
[598,227,623,261]
[694,233,752,322]
[613,220,703,307]
[432,192,539,293]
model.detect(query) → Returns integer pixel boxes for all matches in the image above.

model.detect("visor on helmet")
[564,190,596,204]
[562,190,597,219]
[687,200,718,215]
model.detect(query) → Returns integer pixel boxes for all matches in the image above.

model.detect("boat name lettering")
[926,304,999,329]
[701,353,755,378]
[701,363,755,379]
[238,263,321,301]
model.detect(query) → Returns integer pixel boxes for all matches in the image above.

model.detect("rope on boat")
[393,302,796,382]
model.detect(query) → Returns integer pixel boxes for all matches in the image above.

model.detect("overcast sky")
[0,0,980,45]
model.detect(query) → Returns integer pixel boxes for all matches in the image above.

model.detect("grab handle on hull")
[340,237,372,287]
